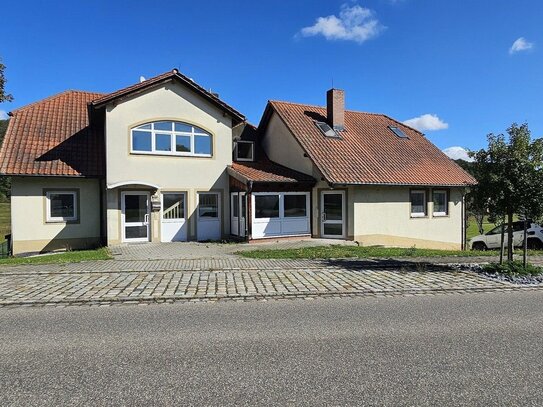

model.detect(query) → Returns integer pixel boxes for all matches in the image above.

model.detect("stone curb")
[2,284,542,308]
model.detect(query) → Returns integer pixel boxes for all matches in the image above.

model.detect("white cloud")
[298,4,385,44]
[403,114,449,131]
[0,110,8,120]
[443,146,473,161]
[509,37,534,54]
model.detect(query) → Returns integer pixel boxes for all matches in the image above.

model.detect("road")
[1,291,543,406]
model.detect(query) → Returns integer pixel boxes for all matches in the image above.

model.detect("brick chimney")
[326,88,345,131]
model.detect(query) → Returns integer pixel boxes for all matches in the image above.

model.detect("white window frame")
[46,191,78,222]
[235,141,254,162]
[432,190,448,217]
[130,121,213,157]
[410,190,427,218]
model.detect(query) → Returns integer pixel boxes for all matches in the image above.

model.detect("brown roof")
[91,69,245,125]
[228,159,315,184]
[0,90,105,177]
[265,101,476,187]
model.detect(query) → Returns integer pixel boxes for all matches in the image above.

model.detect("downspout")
[461,190,466,251]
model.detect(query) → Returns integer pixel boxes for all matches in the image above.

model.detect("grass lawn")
[238,245,543,260]
[0,247,112,266]
[466,216,495,240]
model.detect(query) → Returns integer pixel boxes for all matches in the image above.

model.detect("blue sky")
[1,0,541,159]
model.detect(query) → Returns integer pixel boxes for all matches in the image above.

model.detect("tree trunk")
[499,216,505,265]
[523,217,528,268]
[507,211,514,262]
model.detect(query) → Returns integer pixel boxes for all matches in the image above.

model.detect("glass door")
[122,191,150,242]
[320,191,345,238]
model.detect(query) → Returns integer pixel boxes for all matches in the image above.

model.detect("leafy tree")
[470,123,543,265]
[0,59,13,103]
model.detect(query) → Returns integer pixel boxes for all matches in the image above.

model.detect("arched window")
[131,121,213,157]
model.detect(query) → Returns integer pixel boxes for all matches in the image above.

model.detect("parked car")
[469,220,543,250]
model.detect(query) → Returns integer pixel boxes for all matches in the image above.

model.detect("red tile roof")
[266,101,476,186]
[0,90,105,177]
[228,159,315,184]
[91,69,245,124]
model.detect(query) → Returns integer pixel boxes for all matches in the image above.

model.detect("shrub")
[483,261,543,276]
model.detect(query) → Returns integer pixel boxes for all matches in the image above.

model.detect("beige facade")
[10,177,101,255]
[104,81,234,244]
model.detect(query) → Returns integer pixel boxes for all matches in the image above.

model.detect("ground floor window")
[410,190,427,218]
[45,190,78,222]
[432,190,448,216]
[251,192,310,239]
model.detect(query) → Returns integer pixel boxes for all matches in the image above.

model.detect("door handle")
[321,212,327,222]
[144,214,150,224]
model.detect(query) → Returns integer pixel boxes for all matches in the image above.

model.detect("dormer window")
[315,121,340,138]
[235,141,254,162]
[131,121,213,157]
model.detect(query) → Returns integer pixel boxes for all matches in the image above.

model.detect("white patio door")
[121,191,150,242]
[230,192,246,237]
[161,192,187,242]
[320,191,346,238]
[197,192,221,241]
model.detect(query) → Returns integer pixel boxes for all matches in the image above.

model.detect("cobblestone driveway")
[0,258,534,308]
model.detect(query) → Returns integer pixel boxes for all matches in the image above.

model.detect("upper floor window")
[235,141,254,162]
[131,121,213,157]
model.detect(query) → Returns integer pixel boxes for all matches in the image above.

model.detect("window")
[198,193,218,218]
[235,141,254,161]
[162,193,185,220]
[389,126,409,139]
[46,191,78,222]
[410,190,426,217]
[131,121,212,157]
[432,190,448,216]
[284,194,307,217]
[315,121,339,138]
[255,195,280,218]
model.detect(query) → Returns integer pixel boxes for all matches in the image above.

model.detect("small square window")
[155,133,172,151]
[46,191,78,222]
[410,190,427,217]
[433,190,448,216]
[235,141,254,161]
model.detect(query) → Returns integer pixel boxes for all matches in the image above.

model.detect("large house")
[0,69,475,255]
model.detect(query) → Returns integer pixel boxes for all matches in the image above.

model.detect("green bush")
[483,261,543,276]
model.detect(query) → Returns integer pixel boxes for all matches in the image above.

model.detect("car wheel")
[527,239,543,250]
[472,242,487,251]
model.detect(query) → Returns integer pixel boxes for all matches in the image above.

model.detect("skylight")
[315,121,339,138]
[389,126,408,139]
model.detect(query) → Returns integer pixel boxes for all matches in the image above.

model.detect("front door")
[121,191,150,242]
[197,192,221,241]
[161,192,187,242]
[321,191,345,238]
[230,192,246,237]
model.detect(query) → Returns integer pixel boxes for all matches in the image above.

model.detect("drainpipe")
[245,181,253,240]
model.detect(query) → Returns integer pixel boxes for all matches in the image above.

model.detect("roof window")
[315,121,340,138]
[389,126,409,139]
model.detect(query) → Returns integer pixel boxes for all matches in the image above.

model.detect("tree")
[470,123,543,265]
[0,59,13,103]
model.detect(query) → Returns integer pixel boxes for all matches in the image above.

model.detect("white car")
[469,220,543,250]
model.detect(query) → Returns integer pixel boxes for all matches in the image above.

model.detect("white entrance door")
[161,192,187,242]
[230,192,246,237]
[121,191,150,242]
[197,192,221,241]
[321,191,346,238]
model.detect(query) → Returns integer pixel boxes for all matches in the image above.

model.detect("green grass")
[0,247,112,266]
[0,202,10,240]
[483,261,543,276]
[466,216,495,240]
[237,245,499,260]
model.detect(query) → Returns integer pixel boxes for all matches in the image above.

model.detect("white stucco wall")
[11,177,101,255]
[104,81,233,242]
[350,186,464,249]
[262,113,314,176]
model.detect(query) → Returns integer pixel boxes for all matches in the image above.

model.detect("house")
[0,69,475,255]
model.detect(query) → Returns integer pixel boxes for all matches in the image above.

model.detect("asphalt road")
[1,292,543,406]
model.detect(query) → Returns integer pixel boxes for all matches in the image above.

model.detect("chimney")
[326,88,345,131]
